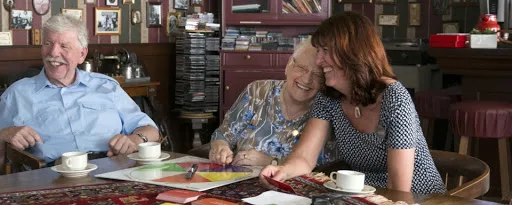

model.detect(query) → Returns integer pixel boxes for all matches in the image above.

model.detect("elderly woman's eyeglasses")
[290,59,325,83]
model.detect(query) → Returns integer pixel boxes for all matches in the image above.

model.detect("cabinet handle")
[225,86,230,90]
[245,55,251,60]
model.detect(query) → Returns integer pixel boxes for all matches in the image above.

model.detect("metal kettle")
[79,59,95,72]
[122,63,143,79]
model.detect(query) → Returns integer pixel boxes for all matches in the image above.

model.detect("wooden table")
[0,153,501,205]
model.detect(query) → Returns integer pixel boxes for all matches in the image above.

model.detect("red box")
[429,34,469,48]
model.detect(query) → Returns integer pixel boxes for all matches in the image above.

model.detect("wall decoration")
[375,0,395,4]
[94,7,121,35]
[123,0,134,4]
[409,3,421,26]
[106,0,118,6]
[433,0,450,15]
[3,0,14,11]
[131,9,142,25]
[85,0,95,4]
[378,14,399,26]
[32,0,50,15]
[191,0,202,6]
[10,10,33,30]
[147,2,162,27]
[30,29,41,45]
[62,8,84,20]
[167,12,181,36]
[0,32,12,45]
[442,22,459,33]
[174,0,189,10]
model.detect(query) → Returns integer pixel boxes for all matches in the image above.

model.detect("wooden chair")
[430,150,490,198]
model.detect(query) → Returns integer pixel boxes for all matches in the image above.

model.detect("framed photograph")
[174,0,189,10]
[167,12,181,36]
[191,0,202,6]
[409,3,421,26]
[84,0,95,4]
[131,9,141,25]
[0,32,12,45]
[61,8,83,20]
[106,0,117,6]
[378,14,399,26]
[94,7,121,35]
[375,0,395,4]
[123,0,134,4]
[442,21,459,33]
[10,10,33,30]
[147,2,162,27]
[33,0,50,15]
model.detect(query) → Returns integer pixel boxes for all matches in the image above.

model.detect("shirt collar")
[34,68,90,93]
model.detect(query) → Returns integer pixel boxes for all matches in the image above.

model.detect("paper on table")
[242,190,311,205]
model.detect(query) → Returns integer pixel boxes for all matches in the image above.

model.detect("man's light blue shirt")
[0,68,157,162]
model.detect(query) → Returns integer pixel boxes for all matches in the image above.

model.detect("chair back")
[430,150,490,198]
[5,143,47,174]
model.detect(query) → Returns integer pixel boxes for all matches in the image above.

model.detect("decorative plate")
[3,0,14,11]
[33,0,50,15]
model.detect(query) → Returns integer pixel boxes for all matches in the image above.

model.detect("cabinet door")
[222,69,286,109]
[224,0,277,25]
[278,0,329,24]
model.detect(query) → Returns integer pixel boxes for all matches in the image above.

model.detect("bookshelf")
[219,0,331,120]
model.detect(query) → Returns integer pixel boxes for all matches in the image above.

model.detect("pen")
[185,163,198,179]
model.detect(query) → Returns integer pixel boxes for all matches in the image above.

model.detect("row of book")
[282,0,322,14]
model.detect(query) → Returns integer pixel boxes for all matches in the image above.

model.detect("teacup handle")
[330,172,337,182]
[65,158,74,168]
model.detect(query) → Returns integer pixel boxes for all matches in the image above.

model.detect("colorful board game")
[95,156,261,191]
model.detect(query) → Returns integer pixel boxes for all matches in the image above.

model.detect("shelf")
[451,2,479,7]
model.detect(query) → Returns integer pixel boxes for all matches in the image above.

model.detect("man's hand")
[209,140,233,165]
[107,134,139,157]
[0,126,42,150]
[232,149,273,166]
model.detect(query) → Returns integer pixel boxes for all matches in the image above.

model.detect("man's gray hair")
[292,37,314,58]
[42,14,88,48]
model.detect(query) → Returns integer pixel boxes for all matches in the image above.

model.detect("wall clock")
[33,0,50,15]
[3,0,14,11]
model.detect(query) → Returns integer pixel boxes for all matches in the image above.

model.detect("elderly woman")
[209,39,337,166]
[259,12,446,195]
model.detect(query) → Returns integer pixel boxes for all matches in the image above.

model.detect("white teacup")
[61,152,88,171]
[330,170,365,191]
[138,142,161,159]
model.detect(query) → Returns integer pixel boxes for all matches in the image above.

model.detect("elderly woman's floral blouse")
[211,80,337,166]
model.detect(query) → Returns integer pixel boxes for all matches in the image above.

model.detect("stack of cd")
[175,31,220,113]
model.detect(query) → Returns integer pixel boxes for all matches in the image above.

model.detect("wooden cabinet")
[220,51,291,119]
[223,0,329,26]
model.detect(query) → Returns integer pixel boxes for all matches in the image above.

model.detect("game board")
[95,156,261,191]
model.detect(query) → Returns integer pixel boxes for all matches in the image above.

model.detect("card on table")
[156,189,205,203]
[191,198,238,205]
[263,175,296,194]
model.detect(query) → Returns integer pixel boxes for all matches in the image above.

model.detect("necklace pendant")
[354,106,361,118]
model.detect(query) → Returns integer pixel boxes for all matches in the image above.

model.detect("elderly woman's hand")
[209,140,233,165]
[232,149,273,166]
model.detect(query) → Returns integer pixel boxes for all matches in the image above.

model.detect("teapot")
[475,14,500,33]
[121,63,143,79]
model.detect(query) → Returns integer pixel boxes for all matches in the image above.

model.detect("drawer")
[276,53,292,68]
[222,53,272,67]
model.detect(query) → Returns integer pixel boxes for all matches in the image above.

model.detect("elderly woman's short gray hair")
[42,14,88,48]
[292,37,313,58]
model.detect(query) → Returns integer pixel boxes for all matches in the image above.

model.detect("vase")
[475,14,501,32]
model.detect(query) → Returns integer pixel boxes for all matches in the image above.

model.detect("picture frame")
[336,0,372,3]
[174,0,189,10]
[106,0,118,6]
[61,8,84,20]
[123,0,134,4]
[442,21,460,33]
[33,0,50,15]
[191,0,202,6]
[408,3,421,26]
[131,9,142,25]
[94,7,121,36]
[147,2,162,27]
[378,14,399,26]
[84,0,95,4]
[167,12,181,36]
[375,0,395,4]
[0,32,12,46]
[10,10,33,30]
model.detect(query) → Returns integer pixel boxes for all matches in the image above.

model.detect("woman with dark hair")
[259,12,446,194]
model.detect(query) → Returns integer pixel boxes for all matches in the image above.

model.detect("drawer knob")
[245,55,251,60]
[225,86,230,90]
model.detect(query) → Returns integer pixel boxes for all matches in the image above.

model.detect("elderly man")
[0,14,159,164]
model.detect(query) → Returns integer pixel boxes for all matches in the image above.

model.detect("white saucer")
[51,163,98,178]
[323,181,376,195]
[127,152,170,165]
